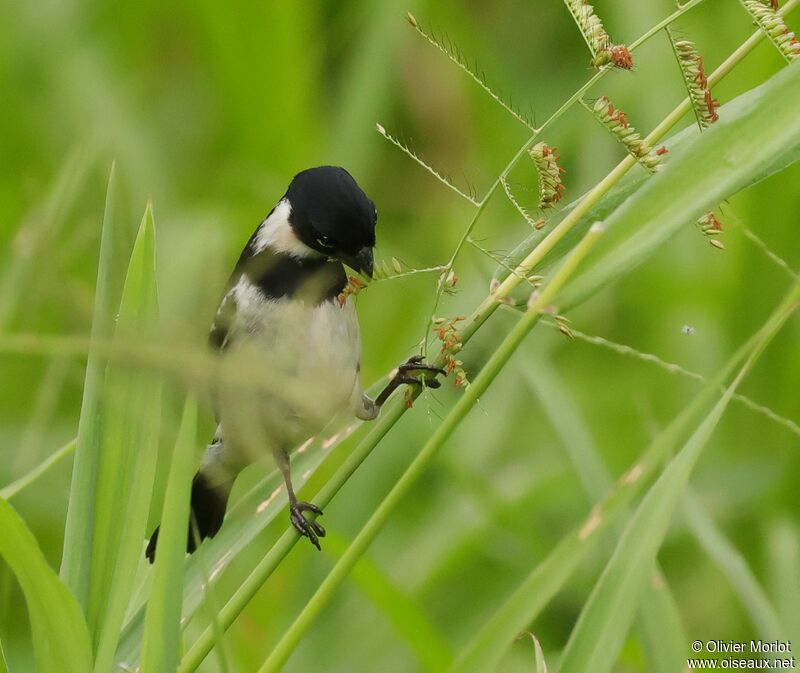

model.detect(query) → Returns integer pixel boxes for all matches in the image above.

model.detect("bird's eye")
[316,236,335,250]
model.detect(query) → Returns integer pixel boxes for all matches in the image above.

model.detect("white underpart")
[252,199,321,259]
[216,274,369,460]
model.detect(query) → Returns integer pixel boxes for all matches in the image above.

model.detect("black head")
[285,166,377,277]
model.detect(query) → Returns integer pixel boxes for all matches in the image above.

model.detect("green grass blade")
[0,438,76,500]
[141,397,198,673]
[60,163,119,610]
[560,61,800,310]
[0,498,93,673]
[446,285,798,673]
[172,415,400,673]
[0,635,7,673]
[86,203,162,673]
[556,283,800,673]
[524,355,687,673]
[683,492,784,640]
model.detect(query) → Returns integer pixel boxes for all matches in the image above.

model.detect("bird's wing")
[208,220,266,352]
[209,289,238,351]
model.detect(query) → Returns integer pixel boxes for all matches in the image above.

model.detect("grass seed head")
[742,1,800,61]
[673,39,722,127]
[564,0,633,70]
[529,142,566,209]
[589,96,664,171]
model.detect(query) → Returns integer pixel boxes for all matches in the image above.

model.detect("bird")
[146,166,444,562]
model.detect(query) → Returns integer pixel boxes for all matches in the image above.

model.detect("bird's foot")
[374,355,447,407]
[290,501,326,550]
[394,355,446,389]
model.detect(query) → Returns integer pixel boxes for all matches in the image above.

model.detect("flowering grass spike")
[529,143,566,209]
[434,316,469,387]
[563,0,633,69]
[741,0,800,61]
[671,37,720,128]
[586,96,665,172]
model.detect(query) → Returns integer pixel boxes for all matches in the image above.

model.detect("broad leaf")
[0,498,93,673]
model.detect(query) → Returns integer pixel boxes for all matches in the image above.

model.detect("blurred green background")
[1,1,798,671]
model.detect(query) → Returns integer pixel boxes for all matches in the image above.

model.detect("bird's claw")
[396,355,446,388]
[290,501,326,550]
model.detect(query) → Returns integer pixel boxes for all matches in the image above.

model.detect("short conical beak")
[347,246,374,278]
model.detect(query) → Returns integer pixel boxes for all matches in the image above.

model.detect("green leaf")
[141,397,198,673]
[556,283,799,673]
[0,498,93,673]
[560,61,800,310]
[60,163,119,611]
[86,203,162,673]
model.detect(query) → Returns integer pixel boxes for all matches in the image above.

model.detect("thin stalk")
[533,317,800,438]
[255,226,605,673]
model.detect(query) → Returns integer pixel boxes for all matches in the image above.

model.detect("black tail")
[145,471,235,564]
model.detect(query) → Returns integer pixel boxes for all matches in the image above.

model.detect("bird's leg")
[374,355,447,408]
[273,447,326,550]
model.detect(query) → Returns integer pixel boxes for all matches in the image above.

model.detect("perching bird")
[146,166,443,562]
